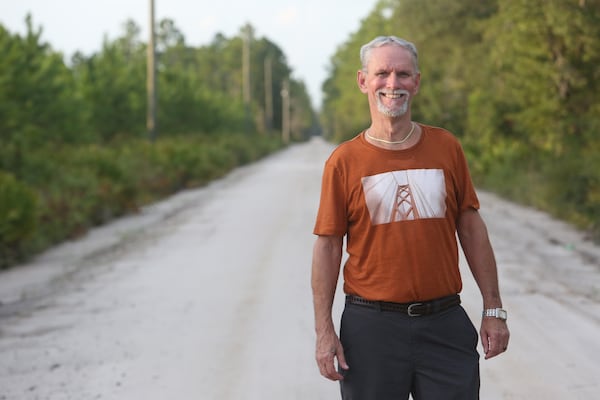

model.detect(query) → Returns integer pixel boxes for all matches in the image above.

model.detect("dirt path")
[0,137,599,399]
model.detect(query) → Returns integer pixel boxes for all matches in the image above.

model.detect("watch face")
[498,309,507,320]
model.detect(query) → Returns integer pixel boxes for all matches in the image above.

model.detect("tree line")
[0,15,316,268]
[2,1,599,268]
[321,0,600,240]
[1,16,316,151]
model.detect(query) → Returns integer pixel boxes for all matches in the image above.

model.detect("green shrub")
[0,171,37,268]
[0,132,284,269]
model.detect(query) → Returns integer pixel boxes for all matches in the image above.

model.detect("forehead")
[367,45,415,71]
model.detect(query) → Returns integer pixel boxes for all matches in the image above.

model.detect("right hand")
[315,330,349,381]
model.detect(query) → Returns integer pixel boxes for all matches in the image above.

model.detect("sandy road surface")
[1,137,600,399]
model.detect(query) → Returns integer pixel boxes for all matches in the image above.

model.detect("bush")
[0,171,37,267]
[0,132,284,269]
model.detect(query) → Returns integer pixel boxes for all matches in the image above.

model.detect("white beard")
[376,89,409,118]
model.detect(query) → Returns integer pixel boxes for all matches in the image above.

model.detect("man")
[311,36,510,399]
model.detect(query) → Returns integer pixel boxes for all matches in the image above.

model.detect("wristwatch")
[482,308,508,320]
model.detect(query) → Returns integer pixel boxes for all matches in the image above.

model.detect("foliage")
[320,1,394,142]
[0,172,37,267]
[1,15,316,153]
[321,0,600,239]
[71,22,147,142]
[0,16,85,176]
[0,134,282,267]
[0,15,308,268]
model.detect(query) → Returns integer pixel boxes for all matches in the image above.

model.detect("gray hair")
[360,36,419,73]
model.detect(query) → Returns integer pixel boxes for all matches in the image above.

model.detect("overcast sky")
[0,0,380,109]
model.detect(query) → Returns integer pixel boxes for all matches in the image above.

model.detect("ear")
[357,69,368,94]
[413,72,422,95]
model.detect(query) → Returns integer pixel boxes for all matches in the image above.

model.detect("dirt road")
[1,137,599,399]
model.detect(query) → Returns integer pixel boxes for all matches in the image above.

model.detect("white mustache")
[376,89,410,97]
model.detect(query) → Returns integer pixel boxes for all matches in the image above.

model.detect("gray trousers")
[339,303,480,400]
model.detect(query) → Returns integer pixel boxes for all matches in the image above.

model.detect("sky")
[0,0,380,109]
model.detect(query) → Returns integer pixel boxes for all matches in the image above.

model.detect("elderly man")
[311,36,510,399]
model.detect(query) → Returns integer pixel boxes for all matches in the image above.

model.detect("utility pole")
[146,0,157,141]
[264,57,273,133]
[241,24,252,133]
[242,29,251,105]
[281,78,290,144]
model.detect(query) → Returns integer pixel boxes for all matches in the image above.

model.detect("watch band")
[483,308,508,320]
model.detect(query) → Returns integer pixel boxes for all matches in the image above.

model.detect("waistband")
[345,294,461,317]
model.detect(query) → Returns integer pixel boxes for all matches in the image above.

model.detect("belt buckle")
[407,302,423,317]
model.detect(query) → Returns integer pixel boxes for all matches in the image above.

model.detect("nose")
[386,73,401,89]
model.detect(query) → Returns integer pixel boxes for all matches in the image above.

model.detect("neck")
[366,118,416,146]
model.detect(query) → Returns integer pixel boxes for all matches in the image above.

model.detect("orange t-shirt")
[313,124,480,303]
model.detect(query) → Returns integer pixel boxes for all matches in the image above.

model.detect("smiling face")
[357,45,421,119]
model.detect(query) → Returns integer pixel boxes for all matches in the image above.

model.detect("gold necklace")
[366,122,416,145]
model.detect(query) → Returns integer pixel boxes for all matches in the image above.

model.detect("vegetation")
[2,1,599,267]
[321,0,600,240]
[0,16,315,268]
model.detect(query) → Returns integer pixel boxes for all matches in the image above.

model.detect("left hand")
[480,317,510,359]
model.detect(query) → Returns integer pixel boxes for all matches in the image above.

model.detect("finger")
[484,347,500,359]
[484,337,509,359]
[482,333,498,359]
[323,356,344,381]
[326,364,344,380]
[317,350,343,381]
[480,331,490,355]
[492,330,510,355]
[336,346,350,371]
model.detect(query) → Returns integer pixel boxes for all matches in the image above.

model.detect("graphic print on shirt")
[361,169,447,225]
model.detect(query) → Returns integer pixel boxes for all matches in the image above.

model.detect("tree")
[473,0,600,228]
[320,1,394,142]
[0,15,83,173]
[72,19,146,142]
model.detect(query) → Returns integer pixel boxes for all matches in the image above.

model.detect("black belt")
[345,294,461,317]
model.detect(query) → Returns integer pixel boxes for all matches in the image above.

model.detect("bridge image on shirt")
[361,169,447,225]
[393,183,420,221]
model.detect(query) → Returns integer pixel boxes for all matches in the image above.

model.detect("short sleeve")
[313,160,348,236]
[455,144,480,212]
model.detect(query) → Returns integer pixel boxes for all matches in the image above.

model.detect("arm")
[311,235,349,380]
[457,208,510,359]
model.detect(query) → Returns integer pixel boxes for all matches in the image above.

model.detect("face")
[357,45,420,118]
